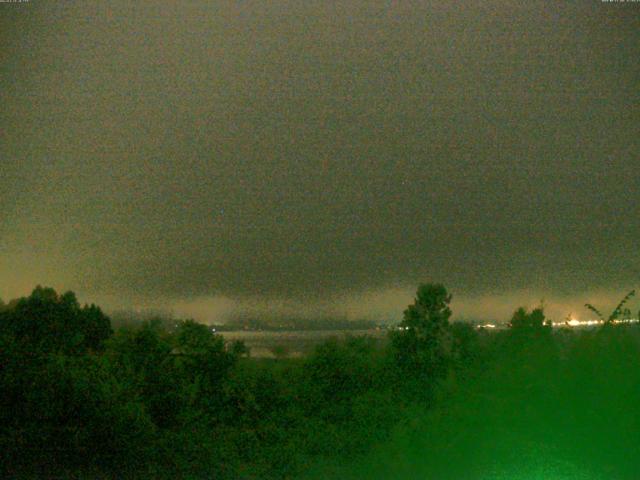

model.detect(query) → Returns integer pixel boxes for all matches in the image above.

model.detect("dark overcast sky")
[1,1,639,321]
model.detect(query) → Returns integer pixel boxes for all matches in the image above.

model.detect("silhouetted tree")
[107,321,180,429]
[0,286,112,354]
[509,306,547,330]
[585,290,636,325]
[172,320,240,417]
[391,283,454,382]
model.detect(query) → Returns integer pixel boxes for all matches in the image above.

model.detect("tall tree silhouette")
[391,283,453,382]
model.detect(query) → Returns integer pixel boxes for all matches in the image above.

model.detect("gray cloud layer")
[1,1,638,319]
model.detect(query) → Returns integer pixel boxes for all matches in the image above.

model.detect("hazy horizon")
[3,284,635,327]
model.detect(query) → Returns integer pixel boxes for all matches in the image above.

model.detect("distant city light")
[471,318,640,330]
[550,318,640,328]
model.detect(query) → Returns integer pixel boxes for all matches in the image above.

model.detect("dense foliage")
[1,284,640,478]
